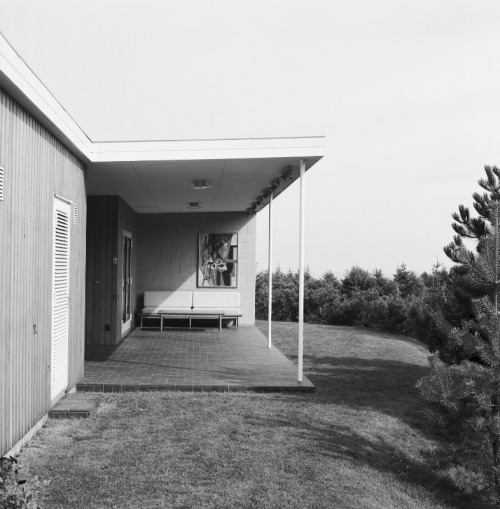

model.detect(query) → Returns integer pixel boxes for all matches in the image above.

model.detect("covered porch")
[78,326,315,393]
[85,137,325,384]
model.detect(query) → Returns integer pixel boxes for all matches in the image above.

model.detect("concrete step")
[49,393,103,419]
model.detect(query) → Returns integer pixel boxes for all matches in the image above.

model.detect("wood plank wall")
[0,86,87,456]
[85,196,137,346]
[85,196,117,346]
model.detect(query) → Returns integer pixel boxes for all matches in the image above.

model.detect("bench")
[192,291,242,329]
[140,291,192,329]
[139,291,242,331]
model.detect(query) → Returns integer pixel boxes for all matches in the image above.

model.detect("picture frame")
[198,233,238,287]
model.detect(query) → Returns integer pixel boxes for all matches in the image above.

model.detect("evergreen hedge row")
[255,264,468,353]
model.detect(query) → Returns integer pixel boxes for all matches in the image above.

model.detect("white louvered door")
[51,197,71,401]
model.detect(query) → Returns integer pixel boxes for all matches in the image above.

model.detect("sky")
[1,0,500,278]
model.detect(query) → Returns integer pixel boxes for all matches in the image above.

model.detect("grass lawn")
[17,321,492,508]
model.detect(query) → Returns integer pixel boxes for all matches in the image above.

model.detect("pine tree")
[446,166,500,246]
[417,167,500,497]
[444,166,500,306]
[341,266,374,295]
[429,166,500,363]
[394,263,422,298]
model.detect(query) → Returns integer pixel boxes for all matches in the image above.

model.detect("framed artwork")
[198,233,238,287]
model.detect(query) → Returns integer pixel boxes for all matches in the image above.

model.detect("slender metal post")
[268,193,273,348]
[298,159,305,382]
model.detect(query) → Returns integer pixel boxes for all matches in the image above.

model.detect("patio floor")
[77,326,315,393]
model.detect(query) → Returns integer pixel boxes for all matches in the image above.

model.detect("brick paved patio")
[77,326,315,393]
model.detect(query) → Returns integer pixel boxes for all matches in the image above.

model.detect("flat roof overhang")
[86,139,324,213]
[0,33,325,213]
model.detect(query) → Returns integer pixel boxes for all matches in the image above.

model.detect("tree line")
[256,261,468,356]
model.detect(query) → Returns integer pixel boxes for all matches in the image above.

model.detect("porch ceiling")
[87,155,322,214]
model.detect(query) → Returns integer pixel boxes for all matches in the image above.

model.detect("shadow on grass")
[258,321,431,429]
[247,412,488,509]
[289,355,428,424]
[257,319,493,507]
[307,354,425,393]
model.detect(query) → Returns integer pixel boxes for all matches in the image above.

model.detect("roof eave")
[89,137,325,163]
[0,32,93,162]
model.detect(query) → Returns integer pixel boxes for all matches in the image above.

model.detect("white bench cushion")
[142,308,230,315]
[189,309,225,315]
[192,291,240,309]
[216,308,241,316]
[142,306,192,315]
[144,291,193,309]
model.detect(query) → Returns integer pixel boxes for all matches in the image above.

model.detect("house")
[0,33,325,457]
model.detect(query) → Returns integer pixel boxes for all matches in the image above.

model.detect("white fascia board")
[90,137,326,163]
[0,33,92,162]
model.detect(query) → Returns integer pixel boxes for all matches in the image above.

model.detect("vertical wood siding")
[85,196,137,346]
[85,196,116,346]
[0,86,87,456]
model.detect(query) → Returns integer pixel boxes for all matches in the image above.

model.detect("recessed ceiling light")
[190,180,211,190]
[187,202,202,209]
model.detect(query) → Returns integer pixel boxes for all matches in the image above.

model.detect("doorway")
[121,230,133,335]
[51,196,71,401]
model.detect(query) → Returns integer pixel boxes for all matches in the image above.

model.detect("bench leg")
[219,315,222,332]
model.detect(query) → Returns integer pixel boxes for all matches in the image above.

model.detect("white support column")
[298,159,305,382]
[268,193,273,348]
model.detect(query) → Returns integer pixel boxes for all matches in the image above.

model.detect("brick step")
[49,393,103,419]
[76,382,315,393]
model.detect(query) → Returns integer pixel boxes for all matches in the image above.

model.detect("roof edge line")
[92,135,326,144]
[0,31,93,161]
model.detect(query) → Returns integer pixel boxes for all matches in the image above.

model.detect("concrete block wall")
[137,212,256,325]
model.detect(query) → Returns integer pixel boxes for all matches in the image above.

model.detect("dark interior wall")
[86,196,117,346]
[85,196,137,346]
